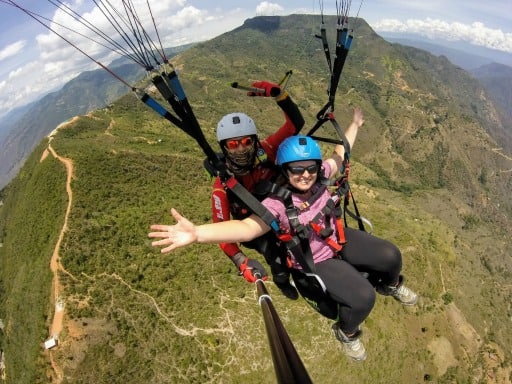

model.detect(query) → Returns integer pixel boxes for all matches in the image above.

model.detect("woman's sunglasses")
[225,137,254,150]
[287,163,320,175]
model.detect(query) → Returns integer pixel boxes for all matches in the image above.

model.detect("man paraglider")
[208,80,304,299]
[149,108,418,361]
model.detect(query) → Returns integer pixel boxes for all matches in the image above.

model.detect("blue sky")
[0,0,511,117]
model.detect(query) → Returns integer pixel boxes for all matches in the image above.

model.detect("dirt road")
[43,120,78,383]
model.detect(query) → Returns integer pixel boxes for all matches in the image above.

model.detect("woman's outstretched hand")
[148,208,197,253]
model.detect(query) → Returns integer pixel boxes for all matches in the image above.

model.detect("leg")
[342,228,418,305]
[290,259,375,332]
[302,259,374,361]
[341,227,402,286]
[290,269,339,319]
[314,258,376,334]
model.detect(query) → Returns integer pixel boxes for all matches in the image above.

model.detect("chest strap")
[309,198,346,252]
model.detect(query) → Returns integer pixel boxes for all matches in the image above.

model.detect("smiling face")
[285,160,319,192]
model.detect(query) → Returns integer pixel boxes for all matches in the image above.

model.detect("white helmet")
[216,112,257,142]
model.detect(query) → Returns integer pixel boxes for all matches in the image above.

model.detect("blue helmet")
[276,135,322,166]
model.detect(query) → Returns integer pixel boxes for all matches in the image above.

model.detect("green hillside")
[0,15,511,383]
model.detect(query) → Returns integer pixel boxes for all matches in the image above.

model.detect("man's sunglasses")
[225,137,254,150]
[287,163,320,175]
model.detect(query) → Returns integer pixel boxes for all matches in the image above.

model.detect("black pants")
[291,228,403,334]
[242,233,290,285]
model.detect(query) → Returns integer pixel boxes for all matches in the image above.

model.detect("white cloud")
[0,1,240,115]
[374,18,512,53]
[4,1,509,118]
[256,2,284,16]
[8,66,24,80]
[0,40,27,61]
[163,6,211,31]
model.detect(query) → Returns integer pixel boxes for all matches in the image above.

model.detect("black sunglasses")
[287,163,320,175]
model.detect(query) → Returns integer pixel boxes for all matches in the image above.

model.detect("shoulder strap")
[221,176,282,233]
[276,187,318,274]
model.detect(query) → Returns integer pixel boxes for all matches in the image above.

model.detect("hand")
[247,81,281,97]
[352,106,364,128]
[239,258,268,283]
[148,208,197,253]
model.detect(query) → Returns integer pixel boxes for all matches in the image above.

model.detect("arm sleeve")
[211,177,243,258]
[260,92,305,161]
[276,91,305,133]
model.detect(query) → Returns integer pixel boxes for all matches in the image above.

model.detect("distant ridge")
[381,34,512,69]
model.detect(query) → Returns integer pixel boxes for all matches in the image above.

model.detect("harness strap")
[276,180,347,273]
[343,183,367,232]
[283,201,316,274]
[298,184,327,210]
[334,210,347,244]
[307,193,346,252]
[222,177,281,233]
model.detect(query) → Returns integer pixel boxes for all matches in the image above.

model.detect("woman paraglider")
[148,107,417,361]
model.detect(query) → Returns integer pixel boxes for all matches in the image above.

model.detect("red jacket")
[211,94,303,258]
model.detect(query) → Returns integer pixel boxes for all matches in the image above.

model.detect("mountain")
[380,33,512,69]
[471,62,512,123]
[382,37,492,70]
[0,102,35,138]
[0,62,144,190]
[1,15,511,383]
[0,45,194,190]
[381,36,512,151]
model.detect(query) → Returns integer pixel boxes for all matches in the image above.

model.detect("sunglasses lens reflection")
[288,164,319,175]
[226,137,253,149]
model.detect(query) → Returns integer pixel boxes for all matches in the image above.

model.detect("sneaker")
[378,275,418,306]
[275,281,299,300]
[331,323,367,361]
